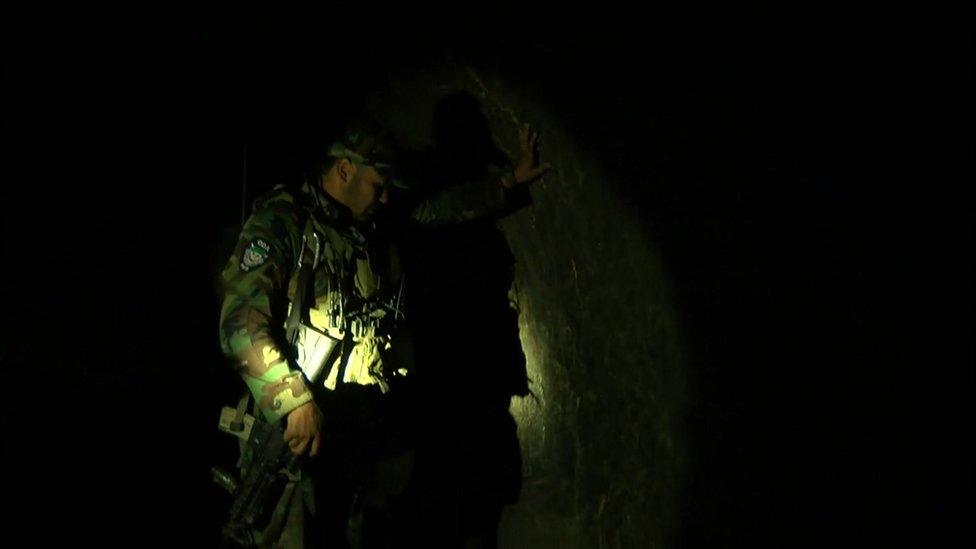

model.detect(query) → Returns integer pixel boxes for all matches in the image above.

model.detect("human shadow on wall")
[393,91,533,548]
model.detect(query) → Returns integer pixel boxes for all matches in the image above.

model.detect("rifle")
[212,405,300,548]
[212,322,342,547]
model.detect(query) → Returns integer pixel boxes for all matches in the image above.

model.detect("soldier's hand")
[511,124,553,186]
[283,402,323,457]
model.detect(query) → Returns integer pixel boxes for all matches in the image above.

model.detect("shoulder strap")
[285,212,317,346]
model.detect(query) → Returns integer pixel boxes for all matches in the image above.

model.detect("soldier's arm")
[411,125,552,226]
[218,200,312,425]
[410,163,518,225]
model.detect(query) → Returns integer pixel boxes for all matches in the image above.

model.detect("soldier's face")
[345,164,388,221]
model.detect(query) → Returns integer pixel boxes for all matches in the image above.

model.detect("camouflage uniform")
[221,183,391,422]
[219,148,519,547]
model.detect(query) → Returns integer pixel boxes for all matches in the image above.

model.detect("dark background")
[3,11,971,547]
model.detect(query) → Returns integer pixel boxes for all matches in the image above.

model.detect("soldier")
[218,117,550,547]
[219,120,404,547]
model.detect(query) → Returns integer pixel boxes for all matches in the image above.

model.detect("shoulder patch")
[240,239,272,272]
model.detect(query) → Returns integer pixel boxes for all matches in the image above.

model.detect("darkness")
[3,11,971,547]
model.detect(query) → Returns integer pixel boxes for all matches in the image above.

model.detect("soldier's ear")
[336,158,356,184]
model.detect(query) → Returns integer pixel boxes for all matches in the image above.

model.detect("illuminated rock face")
[369,64,687,549]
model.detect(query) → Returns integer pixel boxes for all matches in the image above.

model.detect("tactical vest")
[282,186,401,394]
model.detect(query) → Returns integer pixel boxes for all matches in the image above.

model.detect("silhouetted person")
[395,92,550,548]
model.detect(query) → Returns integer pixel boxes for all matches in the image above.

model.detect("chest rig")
[285,198,399,392]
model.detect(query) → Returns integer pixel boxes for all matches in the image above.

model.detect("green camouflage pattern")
[218,168,525,546]
[220,166,519,424]
[220,182,396,423]
[249,474,315,548]
[410,164,515,226]
[220,189,309,423]
[327,120,408,189]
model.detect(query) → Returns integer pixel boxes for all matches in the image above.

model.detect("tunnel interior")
[2,20,969,548]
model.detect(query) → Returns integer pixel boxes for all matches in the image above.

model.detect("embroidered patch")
[240,239,271,272]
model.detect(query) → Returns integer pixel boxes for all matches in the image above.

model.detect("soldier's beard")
[353,208,372,223]
[360,203,382,220]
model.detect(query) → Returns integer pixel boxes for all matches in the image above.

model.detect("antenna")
[240,145,248,228]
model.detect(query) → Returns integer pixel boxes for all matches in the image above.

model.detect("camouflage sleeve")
[410,164,521,226]
[219,199,312,424]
